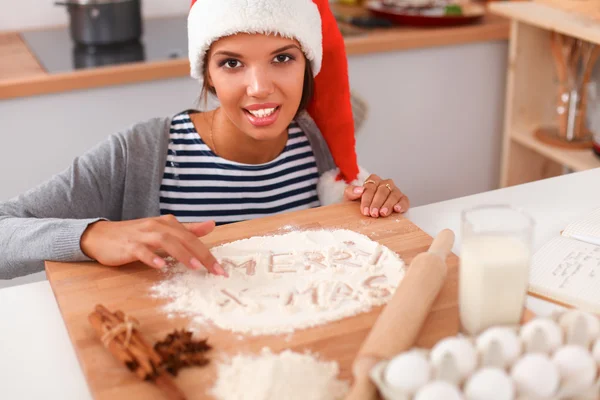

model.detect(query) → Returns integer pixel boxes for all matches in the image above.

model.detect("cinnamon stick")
[114,310,163,365]
[88,312,147,380]
[89,305,187,400]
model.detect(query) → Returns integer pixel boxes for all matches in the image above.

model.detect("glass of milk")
[459,205,534,335]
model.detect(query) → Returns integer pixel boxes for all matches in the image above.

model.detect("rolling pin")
[345,229,455,400]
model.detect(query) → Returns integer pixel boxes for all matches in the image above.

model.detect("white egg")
[414,380,464,400]
[384,350,431,394]
[511,353,559,399]
[430,337,477,380]
[476,327,521,367]
[520,318,563,353]
[593,338,600,366]
[464,367,515,400]
[559,310,600,346]
[552,345,598,396]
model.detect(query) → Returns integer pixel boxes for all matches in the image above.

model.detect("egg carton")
[370,309,600,400]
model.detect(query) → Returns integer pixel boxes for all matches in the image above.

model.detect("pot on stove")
[55,0,143,46]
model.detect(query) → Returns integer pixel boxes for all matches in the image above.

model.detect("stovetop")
[20,16,189,73]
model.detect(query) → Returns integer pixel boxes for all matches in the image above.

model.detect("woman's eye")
[274,54,292,63]
[223,59,242,69]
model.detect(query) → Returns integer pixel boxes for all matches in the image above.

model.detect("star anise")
[154,329,212,376]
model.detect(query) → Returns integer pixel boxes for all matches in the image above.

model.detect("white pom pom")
[316,167,369,206]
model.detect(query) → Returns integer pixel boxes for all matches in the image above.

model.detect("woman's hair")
[199,54,315,117]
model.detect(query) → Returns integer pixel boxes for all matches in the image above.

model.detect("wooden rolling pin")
[346,229,455,400]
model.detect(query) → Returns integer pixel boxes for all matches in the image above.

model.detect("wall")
[350,41,508,207]
[0,0,190,32]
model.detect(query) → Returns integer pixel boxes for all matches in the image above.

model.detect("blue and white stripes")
[159,112,320,225]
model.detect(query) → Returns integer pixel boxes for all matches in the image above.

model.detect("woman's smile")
[243,103,282,127]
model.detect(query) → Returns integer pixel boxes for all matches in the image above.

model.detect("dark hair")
[199,55,315,117]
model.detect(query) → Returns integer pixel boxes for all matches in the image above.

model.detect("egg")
[476,327,521,368]
[430,337,477,381]
[552,345,598,396]
[384,350,431,394]
[413,381,464,400]
[559,310,600,347]
[510,353,559,399]
[593,338,600,366]
[464,367,515,400]
[520,318,563,353]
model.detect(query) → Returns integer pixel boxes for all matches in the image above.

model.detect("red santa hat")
[188,0,369,205]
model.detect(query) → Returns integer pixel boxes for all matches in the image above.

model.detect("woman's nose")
[246,67,274,98]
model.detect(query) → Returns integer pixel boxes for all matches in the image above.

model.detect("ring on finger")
[384,183,393,192]
[363,179,377,186]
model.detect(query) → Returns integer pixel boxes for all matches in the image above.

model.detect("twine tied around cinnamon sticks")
[101,314,139,348]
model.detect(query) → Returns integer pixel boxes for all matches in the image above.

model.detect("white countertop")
[2,167,599,399]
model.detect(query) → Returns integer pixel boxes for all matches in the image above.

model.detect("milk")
[459,235,531,335]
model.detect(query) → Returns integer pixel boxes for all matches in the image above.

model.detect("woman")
[0,0,409,279]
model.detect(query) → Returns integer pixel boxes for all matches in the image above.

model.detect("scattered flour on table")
[210,348,349,400]
[151,229,405,335]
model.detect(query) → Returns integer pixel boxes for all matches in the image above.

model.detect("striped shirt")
[159,111,320,225]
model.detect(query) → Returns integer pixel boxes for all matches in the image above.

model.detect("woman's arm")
[0,132,128,279]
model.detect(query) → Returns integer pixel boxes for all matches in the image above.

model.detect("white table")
[2,168,599,399]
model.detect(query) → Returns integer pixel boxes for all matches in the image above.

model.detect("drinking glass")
[459,205,534,335]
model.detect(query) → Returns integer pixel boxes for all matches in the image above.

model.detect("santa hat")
[188,0,369,205]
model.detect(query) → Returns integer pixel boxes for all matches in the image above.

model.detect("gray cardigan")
[0,111,336,279]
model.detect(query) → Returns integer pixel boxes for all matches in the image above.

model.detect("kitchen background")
[1,0,600,287]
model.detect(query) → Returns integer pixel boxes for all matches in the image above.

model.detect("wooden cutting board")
[46,201,461,400]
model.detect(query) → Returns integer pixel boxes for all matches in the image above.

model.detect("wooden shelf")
[489,2,600,45]
[491,2,600,187]
[511,127,600,172]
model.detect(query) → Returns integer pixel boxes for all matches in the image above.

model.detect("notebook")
[528,207,600,312]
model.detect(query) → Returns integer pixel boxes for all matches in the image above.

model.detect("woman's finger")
[380,189,403,217]
[144,231,217,274]
[344,185,364,201]
[159,216,226,276]
[360,175,381,216]
[185,220,216,237]
[368,181,395,217]
[394,196,410,214]
[131,243,167,269]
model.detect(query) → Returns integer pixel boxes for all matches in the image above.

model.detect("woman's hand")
[80,214,227,276]
[344,174,410,218]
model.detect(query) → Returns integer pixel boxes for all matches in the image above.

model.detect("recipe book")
[528,207,600,312]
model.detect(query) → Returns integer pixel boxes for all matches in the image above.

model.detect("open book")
[529,207,600,312]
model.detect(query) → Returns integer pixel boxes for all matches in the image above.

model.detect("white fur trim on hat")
[317,167,371,206]
[188,0,322,84]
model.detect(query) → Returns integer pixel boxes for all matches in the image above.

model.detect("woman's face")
[207,33,307,141]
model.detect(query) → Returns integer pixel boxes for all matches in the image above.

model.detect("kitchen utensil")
[536,33,600,148]
[365,0,485,27]
[45,202,461,399]
[345,229,455,400]
[55,0,142,46]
